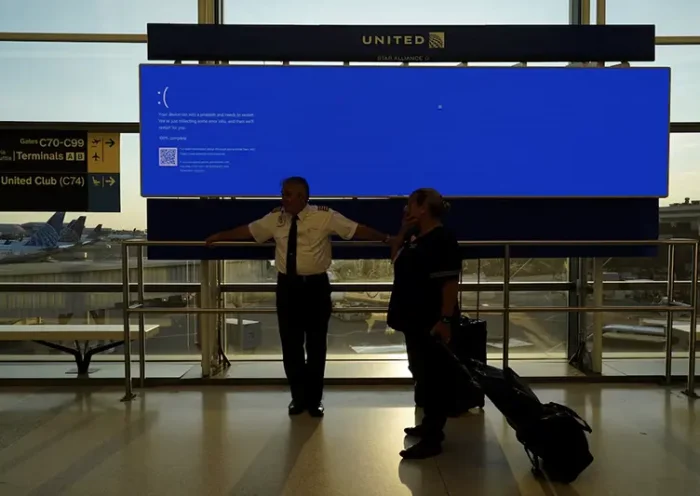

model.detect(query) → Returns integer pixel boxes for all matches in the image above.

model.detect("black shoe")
[403,425,445,442]
[307,402,325,418]
[288,400,305,416]
[400,440,443,459]
[404,425,425,437]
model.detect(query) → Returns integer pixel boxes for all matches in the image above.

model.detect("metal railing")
[4,279,700,293]
[119,238,699,401]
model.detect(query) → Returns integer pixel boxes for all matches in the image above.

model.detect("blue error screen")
[139,65,670,198]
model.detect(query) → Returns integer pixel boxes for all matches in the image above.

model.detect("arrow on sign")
[106,138,116,148]
[107,177,116,187]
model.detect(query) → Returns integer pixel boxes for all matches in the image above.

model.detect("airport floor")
[0,384,698,496]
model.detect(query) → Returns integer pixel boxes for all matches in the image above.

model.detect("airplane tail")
[88,224,103,240]
[59,216,86,242]
[24,212,65,248]
[59,219,76,241]
[46,212,65,233]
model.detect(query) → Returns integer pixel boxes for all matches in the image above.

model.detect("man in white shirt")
[206,177,390,417]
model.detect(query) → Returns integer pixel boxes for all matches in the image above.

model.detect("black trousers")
[406,340,425,406]
[276,272,332,406]
[404,330,451,439]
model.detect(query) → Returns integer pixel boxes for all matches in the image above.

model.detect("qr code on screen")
[158,147,178,167]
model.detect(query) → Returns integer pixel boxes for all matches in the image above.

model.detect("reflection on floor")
[0,384,698,495]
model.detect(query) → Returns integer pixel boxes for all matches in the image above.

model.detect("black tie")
[286,215,298,276]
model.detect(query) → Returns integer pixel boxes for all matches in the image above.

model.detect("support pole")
[137,246,147,388]
[121,243,135,402]
[595,0,607,66]
[568,0,590,368]
[591,258,604,374]
[596,0,606,25]
[198,0,215,24]
[214,0,225,24]
[199,260,214,376]
[503,245,511,369]
[197,0,218,377]
[569,0,591,25]
[683,242,699,398]
[665,245,676,383]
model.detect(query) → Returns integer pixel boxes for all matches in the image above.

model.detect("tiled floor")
[0,384,698,495]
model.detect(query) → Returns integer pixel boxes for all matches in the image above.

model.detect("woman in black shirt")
[387,188,461,459]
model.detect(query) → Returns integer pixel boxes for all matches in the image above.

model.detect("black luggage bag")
[448,316,487,410]
[414,316,487,412]
[444,349,594,483]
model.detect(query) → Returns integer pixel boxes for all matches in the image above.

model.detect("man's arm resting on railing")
[206,212,276,245]
[205,226,254,244]
[353,224,391,243]
[325,209,390,244]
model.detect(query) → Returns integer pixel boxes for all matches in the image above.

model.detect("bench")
[639,319,700,348]
[602,324,667,344]
[0,325,160,375]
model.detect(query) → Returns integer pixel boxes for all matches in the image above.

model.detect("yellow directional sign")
[86,133,120,174]
[90,175,118,187]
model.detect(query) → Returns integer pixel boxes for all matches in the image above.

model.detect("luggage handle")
[524,446,540,471]
[437,339,481,389]
[476,258,481,320]
[461,259,482,321]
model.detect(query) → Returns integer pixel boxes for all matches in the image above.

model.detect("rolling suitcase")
[416,317,487,413]
[415,263,488,413]
[446,260,488,413]
[443,348,594,483]
[448,316,487,411]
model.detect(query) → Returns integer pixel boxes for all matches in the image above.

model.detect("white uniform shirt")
[248,204,359,275]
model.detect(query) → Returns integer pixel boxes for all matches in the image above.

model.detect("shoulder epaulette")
[270,207,282,213]
[316,205,330,212]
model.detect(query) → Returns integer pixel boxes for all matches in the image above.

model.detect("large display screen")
[139,65,670,198]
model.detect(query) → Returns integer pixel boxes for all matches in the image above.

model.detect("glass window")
[225,297,569,359]
[0,291,199,359]
[482,312,568,360]
[0,42,146,122]
[604,0,700,36]
[224,0,568,25]
[0,133,146,279]
[0,0,197,34]
[668,133,700,205]
[226,295,394,359]
[224,261,276,284]
[463,258,569,282]
[633,46,700,123]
